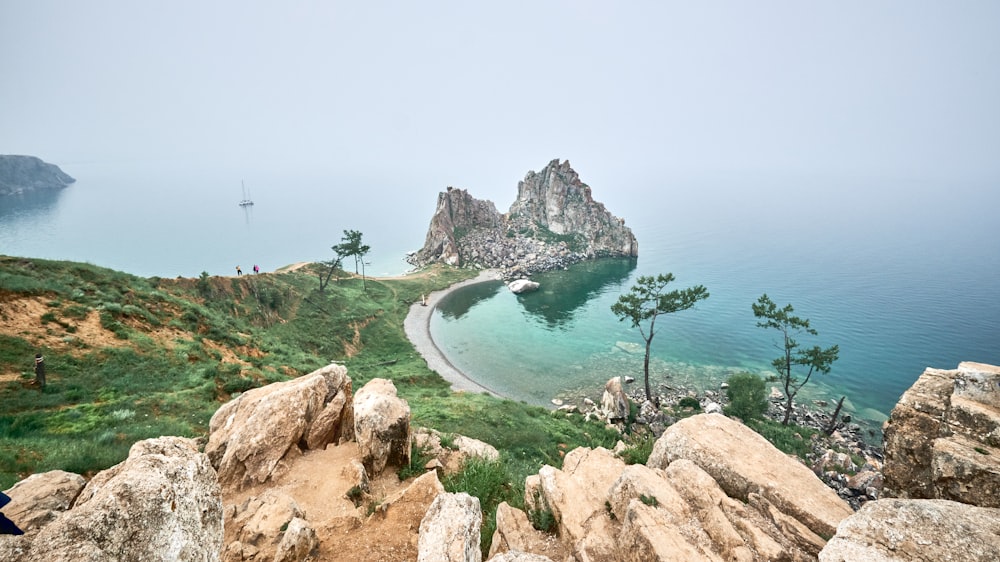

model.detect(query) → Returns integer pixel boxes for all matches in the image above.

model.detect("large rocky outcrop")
[819,498,1000,561]
[648,413,854,542]
[408,159,637,279]
[417,492,482,562]
[206,364,354,490]
[0,437,223,562]
[506,414,854,561]
[0,155,75,196]
[882,361,1000,506]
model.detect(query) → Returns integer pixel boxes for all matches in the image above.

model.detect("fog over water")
[2,3,999,417]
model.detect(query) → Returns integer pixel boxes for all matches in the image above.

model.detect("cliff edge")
[0,155,76,196]
[408,159,638,279]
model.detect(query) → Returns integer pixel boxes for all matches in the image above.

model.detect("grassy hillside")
[0,256,620,490]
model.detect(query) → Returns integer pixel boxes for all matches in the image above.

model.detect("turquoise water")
[431,176,1000,423]
[3,167,998,424]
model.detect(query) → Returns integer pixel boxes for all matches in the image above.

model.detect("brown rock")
[647,413,852,542]
[487,503,568,561]
[2,470,85,535]
[273,517,318,562]
[417,492,482,562]
[819,498,1000,561]
[206,364,353,490]
[883,362,1000,507]
[18,436,222,562]
[354,378,411,476]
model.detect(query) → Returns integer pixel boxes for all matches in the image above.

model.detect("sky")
[2,1,999,210]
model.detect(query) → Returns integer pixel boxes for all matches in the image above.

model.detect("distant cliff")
[408,159,638,279]
[0,155,76,196]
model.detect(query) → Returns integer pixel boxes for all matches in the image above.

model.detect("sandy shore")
[403,269,505,396]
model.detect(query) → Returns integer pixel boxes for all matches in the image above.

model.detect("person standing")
[236,265,243,276]
[253,264,259,274]
[33,353,45,389]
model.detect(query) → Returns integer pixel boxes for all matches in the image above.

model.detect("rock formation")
[0,155,75,196]
[206,364,354,490]
[819,498,1000,561]
[417,492,483,562]
[353,378,411,476]
[0,437,223,562]
[1,471,85,535]
[408,159,638,279]
[882,361,1000,506]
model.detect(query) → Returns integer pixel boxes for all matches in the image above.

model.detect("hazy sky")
[2,1,999,205]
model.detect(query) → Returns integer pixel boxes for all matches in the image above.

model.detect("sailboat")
[239,180,254,207]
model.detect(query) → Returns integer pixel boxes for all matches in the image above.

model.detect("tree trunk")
[782,394,793,425]
[824,396,846,435]
[643,338,652,402]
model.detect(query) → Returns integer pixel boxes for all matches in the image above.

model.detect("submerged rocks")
[408,159,637,279]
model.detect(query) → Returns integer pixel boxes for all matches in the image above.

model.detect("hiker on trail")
[33,353,45,389]
[236,265,242,276]
[253,264,259,274]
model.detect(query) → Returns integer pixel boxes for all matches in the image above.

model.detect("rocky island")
[0,155,75,196]
[407,159,638,280]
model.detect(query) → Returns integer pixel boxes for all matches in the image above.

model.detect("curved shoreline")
[403,269,506,397]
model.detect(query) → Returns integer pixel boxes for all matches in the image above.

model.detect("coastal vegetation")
[753,294,841,425]
[0,256,618,493]
[610,273,710,402]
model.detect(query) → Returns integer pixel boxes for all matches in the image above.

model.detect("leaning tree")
[752,294,839,425]
[611,273,709,403]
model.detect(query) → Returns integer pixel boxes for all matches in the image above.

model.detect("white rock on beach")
[508,279,540,294]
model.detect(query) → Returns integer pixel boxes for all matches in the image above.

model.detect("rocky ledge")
[407,159,638,280]
[0,155,75,196]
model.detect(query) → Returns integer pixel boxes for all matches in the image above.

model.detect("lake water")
[431,175,1000,426]
[3,165,998,426]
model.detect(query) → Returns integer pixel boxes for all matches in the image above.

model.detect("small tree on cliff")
[334,229,371,290]
[752,294,839,425]
[611,274,709,403]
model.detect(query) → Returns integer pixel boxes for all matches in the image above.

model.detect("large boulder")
[206,364,353,490]
[600,377,630,422]
[6,437,222,562]
[525,447,625,561]
[508,279,540,294]
[647,413,853,542]
[354,378,411,476]
[819,498,1000,561]
[417,492,482,562]
[2,470,85,535]
[883,362,1000,507]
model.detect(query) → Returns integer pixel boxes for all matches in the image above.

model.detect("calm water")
[3,167,998,425]
[432,175,1000,424]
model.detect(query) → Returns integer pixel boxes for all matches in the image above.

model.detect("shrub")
[677,396,701,410]
[725,372,768,420]
[619,432,656,465]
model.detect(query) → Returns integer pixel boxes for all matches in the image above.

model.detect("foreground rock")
[408,159,637,279]
[417,492,482,562]
[508,413,855,561]
[354,378,411,476]
[0,155,75,196]
[648,413,854,542]
[206,364,354,490]
[1,437,223,562]
[883,361,1000,506]
[819,498,1000,561]
[1,471,85,535]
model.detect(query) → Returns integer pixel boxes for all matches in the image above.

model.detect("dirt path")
[402,270,505,397]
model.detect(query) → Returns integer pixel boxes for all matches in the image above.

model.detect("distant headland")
[407,159,638,280]
[0,155,76,196]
